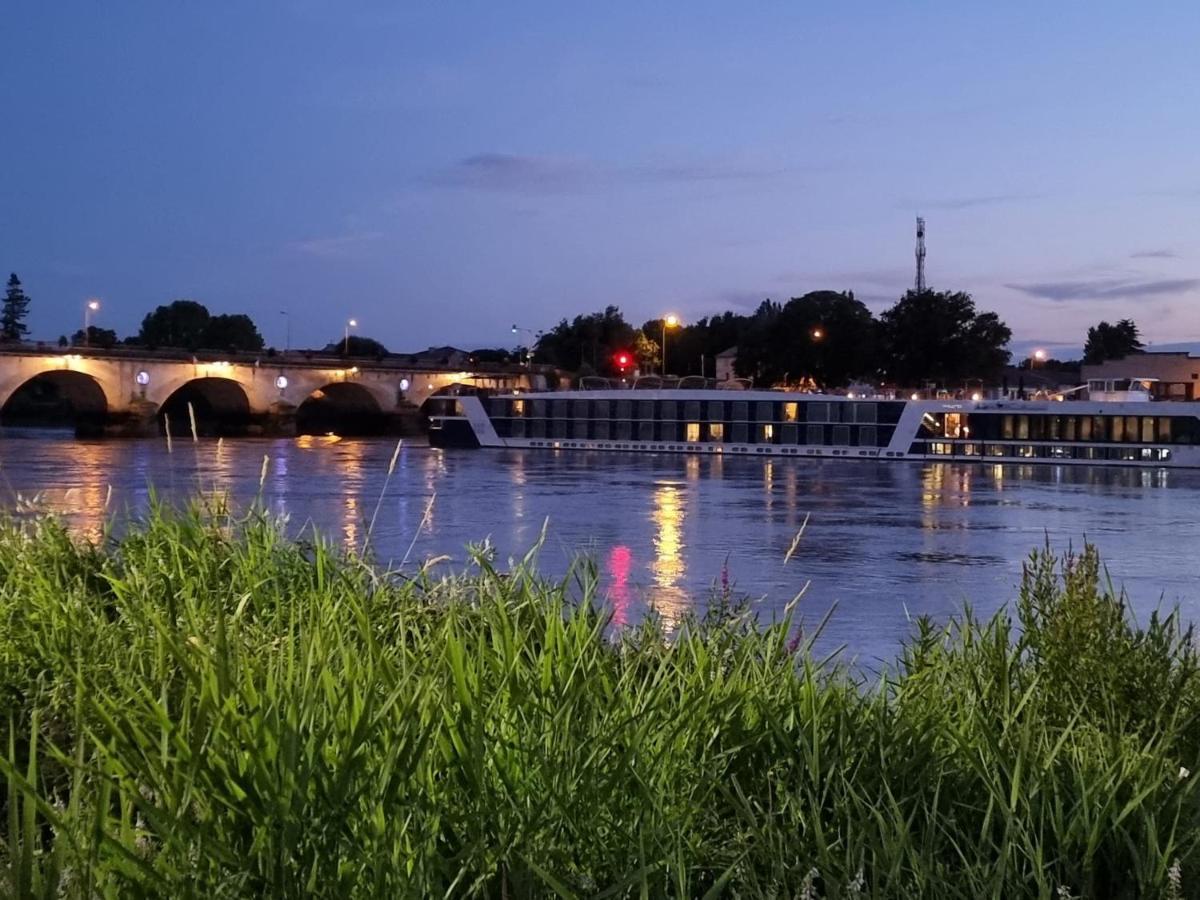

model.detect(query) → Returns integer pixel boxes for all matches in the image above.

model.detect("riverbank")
[1,502,1197,897]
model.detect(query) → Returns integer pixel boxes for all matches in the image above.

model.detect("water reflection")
[650,480,688,624]
[606,544,633,627]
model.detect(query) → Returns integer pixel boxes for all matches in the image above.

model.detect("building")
[1081,352,1200,400]
[715,346,738,382]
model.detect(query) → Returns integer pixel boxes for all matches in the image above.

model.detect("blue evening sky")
[2,1,1198,357]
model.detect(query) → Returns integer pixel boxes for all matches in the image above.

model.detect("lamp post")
[344,318,357,355]
[83,299,100,347]
[661,314,680,376]
[511,324,538,366]
[1032,349,1047,369]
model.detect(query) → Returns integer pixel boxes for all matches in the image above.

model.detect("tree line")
[524,290,1149,389]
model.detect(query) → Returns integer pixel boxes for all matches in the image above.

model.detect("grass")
[0,500,1197,897]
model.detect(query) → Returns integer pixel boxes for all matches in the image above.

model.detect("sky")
[1,1,1199,358]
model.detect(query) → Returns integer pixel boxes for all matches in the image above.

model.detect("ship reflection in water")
[0,430,1197,659]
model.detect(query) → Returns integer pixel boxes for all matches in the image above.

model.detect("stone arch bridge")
[0,349,541,437]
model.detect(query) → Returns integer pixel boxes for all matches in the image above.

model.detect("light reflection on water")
[1,429,1198,659]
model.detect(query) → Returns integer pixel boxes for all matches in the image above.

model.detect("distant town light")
[910,392,920,401]
[970,391,982,401]
[87,300,100,312]
[275,375,288,390]
[135,370,150,386]
[811,328,824,340]
[1033,349,1047,361]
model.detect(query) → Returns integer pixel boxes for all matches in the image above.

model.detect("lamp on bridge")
[344,318,358,355]
[135,369,150,400]
[661,314,680,376]
[84,299,100,347]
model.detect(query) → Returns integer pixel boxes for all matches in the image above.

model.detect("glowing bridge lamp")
[84,299,100,346]
[275,375,288,391]
[661,314,680,376]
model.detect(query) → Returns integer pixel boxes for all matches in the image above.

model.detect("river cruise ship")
[426,378,1200,468]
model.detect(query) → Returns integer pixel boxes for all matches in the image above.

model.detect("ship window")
[1002,415,1014,439]
[709,423,725,441]
[616,400,632,419]
[574,420,590,439]
[512,399,526,417]
[1142,417,1156,443]
[638,421,655,441]
[832,425,851,446]
[531,420,546,438]
[756,401,773,422]
[931,442,952,455]
[944,413,963,438]
[531,400,547,418]
[1125,416,1139,443]
[808,402,830,423]
[660,400,677,420]
[783,402,798,422]
[961,442,981,456]
[593,400,610,418]
[1158,417,1173,442]
[686,422,701,442]
[859,425,878,447]
[1017,445,1035,458]
[659,422,679,441]
[806,424,825,445]
[551,419,568,438]
[638,400,655,419]
[510,420,526,438]
[761,424,774,443]
[615,420,632,440]
[1064,416,1077,441]
[1092,416,1107,441]
[987,444,1005,456]
[782,423,799,443]
[684,400,701,420]
[732,423,749,443]
[707,400,724,420]
[854,403,878,424]
[732,401,749,420]
[1015,415,1029,440]
[1111,416,1125,442]
[1048,416,1061,440]
[552,400,568,418]
[573,399,589,418]
[593,420,610,440]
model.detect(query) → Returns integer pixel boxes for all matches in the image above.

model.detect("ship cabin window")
[832,425,851,446]
[755,401,773,422]
[707,401,724,420]
[806,424,825,445]
[783,402,799,422]
[686,422,701,442]
[708,423,725,441]
[854,403,878,424]
[638,400,655,419]
[944,412,963,438]
[684,400,702,420]
[760,424,774,443]
[593,400,610,418]
[732,401,749,420]
[808,402,830,423]
[573,399,589,418]
[859,426,878,447]
[659,400,677,420]
[512,399,526,417]
[552,400,568,418]
[616,400,632,419]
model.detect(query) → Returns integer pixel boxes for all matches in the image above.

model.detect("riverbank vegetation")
[1,503,1198,897]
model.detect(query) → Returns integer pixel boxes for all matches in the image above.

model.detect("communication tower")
[915,216,927,292]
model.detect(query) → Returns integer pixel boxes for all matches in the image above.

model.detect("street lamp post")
[661,314,680,376]
[511,324,538,366]
[344,318,357,355]
[1032,349,1047,369]
[83,299,100,347]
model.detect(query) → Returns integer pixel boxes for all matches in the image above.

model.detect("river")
[2,429,1197,661]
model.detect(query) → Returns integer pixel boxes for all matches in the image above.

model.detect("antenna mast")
[915,216,926,292]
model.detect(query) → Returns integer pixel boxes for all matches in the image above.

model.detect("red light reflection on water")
[606,544,633,627]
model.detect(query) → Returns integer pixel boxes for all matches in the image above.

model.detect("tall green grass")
[0,501,1198,898]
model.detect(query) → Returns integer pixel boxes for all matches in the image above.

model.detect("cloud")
[1005,277,1200,302]
[1130,249,1178,259]
[428,153,788,194]
[288,232,384,260]
[909,193,1042,211]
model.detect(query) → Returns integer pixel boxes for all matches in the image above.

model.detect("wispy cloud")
[1130,249,1178,259]
[287,231,384,260]
[908,193,1042,211]
[1005,277,1200,302]
[427,152,789,195]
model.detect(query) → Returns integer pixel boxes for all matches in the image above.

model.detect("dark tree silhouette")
[1,274,31,342]
[879,289,1011,386]
[1082,319,1143,365]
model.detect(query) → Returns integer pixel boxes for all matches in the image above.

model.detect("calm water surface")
[3,430,1197,661]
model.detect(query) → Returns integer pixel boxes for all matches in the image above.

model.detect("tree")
[536,306,636,375]
[137,300,212,349]
[633,330,660,373]
[1,274,31,341]
[879,289,1011,386]
[1083,319,1143,365]
[324,335,388,357]
[70,326,118,349]
[203,314,264,352]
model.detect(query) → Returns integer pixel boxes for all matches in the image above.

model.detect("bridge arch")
[158,377,252,436]
[0,370,109,435]
[295,382,386,436]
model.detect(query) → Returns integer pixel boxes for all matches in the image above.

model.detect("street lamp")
[511,324,538,366]
[83,299,100,347]
[1032,348,1047,368]
[344,318,357,355]
[811,328,824,341]
[661,314,680,376]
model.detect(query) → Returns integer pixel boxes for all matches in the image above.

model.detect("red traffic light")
[615,352,631,369]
